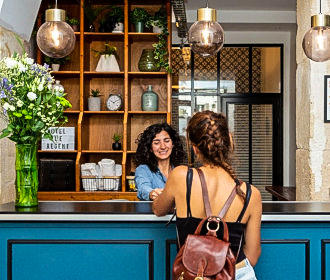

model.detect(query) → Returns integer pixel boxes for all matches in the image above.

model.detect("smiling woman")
[134,123,186,201]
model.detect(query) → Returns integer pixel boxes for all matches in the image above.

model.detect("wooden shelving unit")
[36,0,171,201]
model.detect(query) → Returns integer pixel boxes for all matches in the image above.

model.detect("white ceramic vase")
[51,64,60,71]
[96,54,120,72]
[112,23,124,33]
[88,97,101,111]
[153,26,162,33]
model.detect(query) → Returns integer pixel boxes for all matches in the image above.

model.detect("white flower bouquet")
[0,53,72,144]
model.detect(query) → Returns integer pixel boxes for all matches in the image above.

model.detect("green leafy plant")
[92,43,118,59]
[146,8,170,73]
[112,133,122,142]
[44,55,70,66]
[0,53,72,144]
[130,8,150,24]
[90,89,101,97]
[99,6,124,32]
[67,17,79,26]
[84,1,111,29]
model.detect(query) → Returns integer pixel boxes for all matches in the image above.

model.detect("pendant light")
[37,0,76,58]
[302,0,330,62]
[188,0,224,57]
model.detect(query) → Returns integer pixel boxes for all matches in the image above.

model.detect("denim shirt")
[135,164,167,201]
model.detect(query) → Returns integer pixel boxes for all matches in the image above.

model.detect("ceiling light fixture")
[188,0,224,57]
[37,0,76,58]
[302,0,330,62]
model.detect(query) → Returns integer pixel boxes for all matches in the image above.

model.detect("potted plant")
[67,17,80,32]
[93,43,120,72]
[147,7,167,33]
[88,89,102,111]
[112,133,122,150]
[146,8,170,73]
[99,6,124,33]
[84,1,110,32]
[130,8,150,33]
[44,55,70,71]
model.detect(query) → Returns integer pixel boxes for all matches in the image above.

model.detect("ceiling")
[185,0,297,11]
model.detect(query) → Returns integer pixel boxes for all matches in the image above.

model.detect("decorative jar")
[138,49,160,72]
[141,85,158,111]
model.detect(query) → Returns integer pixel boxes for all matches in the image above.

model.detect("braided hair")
[186,110,245,200]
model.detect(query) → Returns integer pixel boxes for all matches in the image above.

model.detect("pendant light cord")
[205,0,209,8]
[55,0,57,9]
[320,0,322,14]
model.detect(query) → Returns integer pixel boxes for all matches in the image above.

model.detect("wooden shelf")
[38,150,78,153]
[82,150,123,153]
[37,0,172,201]
[83,111,125,114]
[51,71,80,76]
[128,111,167,114]
[84,71,124,76]
[128,71,167,76]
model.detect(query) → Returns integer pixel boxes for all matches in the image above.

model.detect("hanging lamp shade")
[188,6,224,57]
[302,10,330,62]
[37,8,76,58]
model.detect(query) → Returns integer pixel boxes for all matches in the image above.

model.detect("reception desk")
[0,201,329,280]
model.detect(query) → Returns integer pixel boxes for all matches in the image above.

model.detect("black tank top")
[176,168,252,263]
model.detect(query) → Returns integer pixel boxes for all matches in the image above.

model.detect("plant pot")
[88,97,101,111]
[112,142,122,150]
[51,64,60,71]
[153,26,162,33]
[15,143,38,207]
[138,49,160,72]
[113,22,124,33]
[135,22,144,33]
[96,54,120,72]
[71,25,79,32]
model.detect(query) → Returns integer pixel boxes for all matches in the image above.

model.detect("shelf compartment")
[84,71,124,76]
[52,77,80,111]
[128,72,167,76]
[50,71,80,76]
[84,77,124,111]
[84,39,124,72]
[81,114,123,151]
[129,77,167,111]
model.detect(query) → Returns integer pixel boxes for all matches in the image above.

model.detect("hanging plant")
[146,8,171,73]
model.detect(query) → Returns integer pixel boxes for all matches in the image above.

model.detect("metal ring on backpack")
[206,219,220,232]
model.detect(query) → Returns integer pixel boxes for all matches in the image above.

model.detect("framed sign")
[41,127,75,151]
[325,75,330,122]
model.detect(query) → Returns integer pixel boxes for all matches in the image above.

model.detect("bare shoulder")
[170,165,189,177]
[248,184,262,214]
[250,184,262,202]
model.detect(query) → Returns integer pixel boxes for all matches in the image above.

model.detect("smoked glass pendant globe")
[302,14,330,62]
[188,7,224,57]
[37,9,76,58]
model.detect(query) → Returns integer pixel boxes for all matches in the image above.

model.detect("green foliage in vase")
[67,17,80,26]
[0,53,72,144]
[83,0,111,27]
[90,89,101,97]
[130,8,150,24]
[112,133,122,142]
[146,8,171,73]
[92,43,119,59]
[44,55,70,66]
[99,6,124,32]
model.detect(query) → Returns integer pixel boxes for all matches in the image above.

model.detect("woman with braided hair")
[153,111,262,279]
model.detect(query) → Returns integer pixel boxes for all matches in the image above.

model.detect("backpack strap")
[218,185,238,219]
[186,167,193,217]
[236,182,252,223]
[196,168,212,217]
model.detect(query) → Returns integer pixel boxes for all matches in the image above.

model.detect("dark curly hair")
[187,110,245,200]
[134,123,186,172]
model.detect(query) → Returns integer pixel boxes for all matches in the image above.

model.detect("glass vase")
[138,49,160,72]
[15,144,38,207]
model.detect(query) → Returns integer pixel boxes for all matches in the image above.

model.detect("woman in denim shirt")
[134,123,185,201]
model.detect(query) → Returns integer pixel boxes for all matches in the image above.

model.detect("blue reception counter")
[0,201,330,280]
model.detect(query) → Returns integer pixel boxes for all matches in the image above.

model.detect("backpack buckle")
[206,216,220,232]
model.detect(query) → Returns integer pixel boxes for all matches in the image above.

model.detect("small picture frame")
[325,75,330,123]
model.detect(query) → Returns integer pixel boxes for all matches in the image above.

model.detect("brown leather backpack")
[172,168,242,280]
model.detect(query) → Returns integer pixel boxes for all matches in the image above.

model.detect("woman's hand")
[149,188,163,200]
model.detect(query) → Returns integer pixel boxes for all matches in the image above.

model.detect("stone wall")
[0,27,28,203]
[296,0,330,200]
